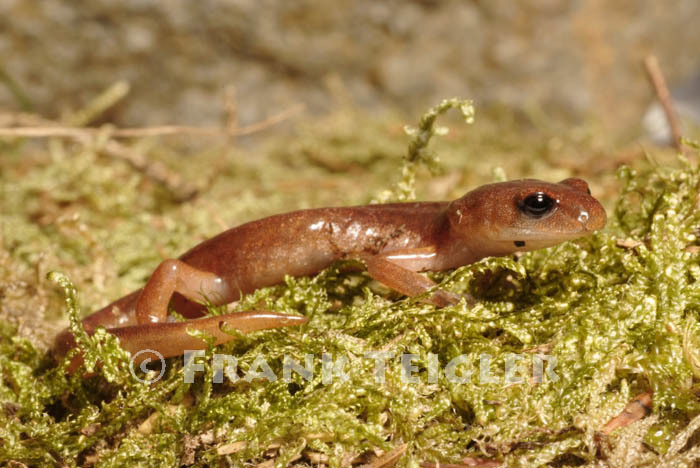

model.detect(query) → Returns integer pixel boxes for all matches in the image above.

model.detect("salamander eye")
[518,192,557,218]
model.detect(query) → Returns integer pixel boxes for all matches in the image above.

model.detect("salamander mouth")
[492,227,593,250]
[499,227,590,242]
[509,234,579,249]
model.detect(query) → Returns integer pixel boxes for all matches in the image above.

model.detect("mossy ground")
[0,99,699,467]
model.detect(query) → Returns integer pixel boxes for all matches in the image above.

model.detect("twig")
[370,443,408,468]
[0,104,305,203]
[0,127,97,138]
[421,458,501,468]
[0,112,200,202]
[102,140,199,202]
[0,104,305,139]
[0,102,304,202]
[599,392,653,435]
[644,55,684,153]
[229,103,304,136]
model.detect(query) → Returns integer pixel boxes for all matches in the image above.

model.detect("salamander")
[54,177,606,371]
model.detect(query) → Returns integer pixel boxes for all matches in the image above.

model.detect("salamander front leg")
[357,251,463,307]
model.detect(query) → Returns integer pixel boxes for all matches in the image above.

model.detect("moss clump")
[0,100,699,467]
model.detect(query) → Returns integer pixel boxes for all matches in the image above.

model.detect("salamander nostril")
[578,210,589,223]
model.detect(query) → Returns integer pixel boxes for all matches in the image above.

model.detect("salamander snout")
[559,177,606,232]
[577,198,607,232]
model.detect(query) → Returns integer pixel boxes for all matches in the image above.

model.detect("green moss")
[0,100,699,467]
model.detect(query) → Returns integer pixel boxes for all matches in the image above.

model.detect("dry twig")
[644,55,685,153]
[369,444,408,468]
[0,103,304,139]
[0,103,304,202]
[420,458,501,468]
[600,392,653,436]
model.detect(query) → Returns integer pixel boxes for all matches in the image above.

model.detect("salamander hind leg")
[72,259,308,371]
[135,259,234,324]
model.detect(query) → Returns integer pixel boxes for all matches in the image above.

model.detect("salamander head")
[447,178,606,255]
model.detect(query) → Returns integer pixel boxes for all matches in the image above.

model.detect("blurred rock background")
[1,0,699,137]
